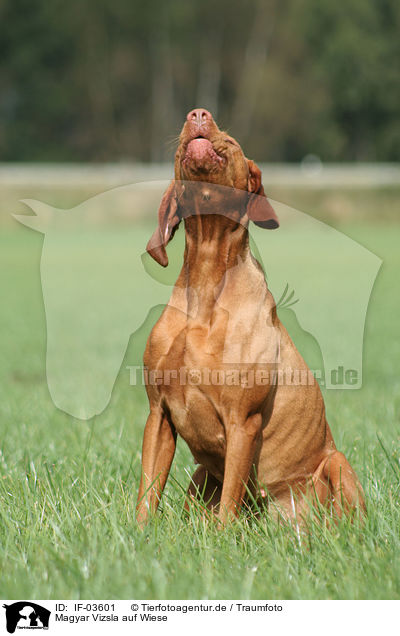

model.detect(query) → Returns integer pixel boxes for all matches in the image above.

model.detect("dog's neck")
[179,212,251,320]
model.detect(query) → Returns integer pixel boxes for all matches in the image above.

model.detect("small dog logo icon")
[2,602,50,634]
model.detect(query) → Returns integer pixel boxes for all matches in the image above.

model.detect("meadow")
[0,180,399,599]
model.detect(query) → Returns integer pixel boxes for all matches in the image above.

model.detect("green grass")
[1,209,400,599]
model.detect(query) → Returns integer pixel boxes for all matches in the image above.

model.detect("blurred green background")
[0,0,399,162]
[1,0,400,600]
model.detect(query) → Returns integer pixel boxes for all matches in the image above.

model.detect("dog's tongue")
[185,138,219,164]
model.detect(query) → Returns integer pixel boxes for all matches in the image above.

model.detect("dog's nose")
[186,108,212,127]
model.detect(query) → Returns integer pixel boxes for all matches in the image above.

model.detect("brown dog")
[136,108,365,526]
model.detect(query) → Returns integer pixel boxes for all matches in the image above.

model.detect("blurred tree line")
[0,0,399,162]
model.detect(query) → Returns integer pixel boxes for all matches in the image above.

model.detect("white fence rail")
[0,163,399,189]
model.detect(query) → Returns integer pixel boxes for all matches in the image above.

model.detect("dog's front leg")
[218,413,262,524]
[136,406,177,527]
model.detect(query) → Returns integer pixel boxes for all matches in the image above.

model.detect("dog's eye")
[224,137,239,147]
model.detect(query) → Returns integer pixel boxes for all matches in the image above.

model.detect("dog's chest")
[144,268,279,470]
[166,386,227,477]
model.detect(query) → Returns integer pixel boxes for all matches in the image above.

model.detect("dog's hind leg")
[185,465,222,514]
[322,450,366,517]
[309,451,365,519]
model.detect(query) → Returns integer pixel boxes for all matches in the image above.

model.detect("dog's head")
[147,108,279,266]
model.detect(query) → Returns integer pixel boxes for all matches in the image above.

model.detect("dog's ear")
[246,159,279,229]
[146,181,181,267]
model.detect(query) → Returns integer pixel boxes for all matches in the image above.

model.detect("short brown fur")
[137,109,365,526]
